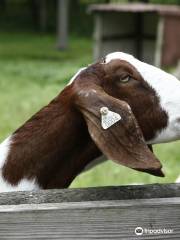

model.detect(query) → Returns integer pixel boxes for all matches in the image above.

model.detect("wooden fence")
[0,183,180,239]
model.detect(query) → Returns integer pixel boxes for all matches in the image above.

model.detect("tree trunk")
[30,0,48,32]
[56,0,69,50]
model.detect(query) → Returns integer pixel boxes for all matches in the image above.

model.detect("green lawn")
[0,32,179,187]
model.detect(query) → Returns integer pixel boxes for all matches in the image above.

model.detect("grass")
[0,32,92,138]
[0,31,179,188]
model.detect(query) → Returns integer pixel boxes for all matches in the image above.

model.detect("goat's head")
[69,58,169,177]
[69,52,180,177]
[3,51,180,190]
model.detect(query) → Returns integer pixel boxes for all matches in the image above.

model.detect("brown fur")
[2,60,167,189]
[3,86,101,188]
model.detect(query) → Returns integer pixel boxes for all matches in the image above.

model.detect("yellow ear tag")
[100,107,121,129]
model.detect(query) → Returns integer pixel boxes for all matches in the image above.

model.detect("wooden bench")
[0,183,179,239]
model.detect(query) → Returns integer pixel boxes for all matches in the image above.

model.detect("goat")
[0,52,180,192]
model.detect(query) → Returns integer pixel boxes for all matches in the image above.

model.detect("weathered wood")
[0,183,179,205]
[0,198,179,239]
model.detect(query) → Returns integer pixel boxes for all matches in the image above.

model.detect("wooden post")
[155,17,164,67]
[135,12,143,60]
[57,0,69,50]
[93,14,104,60]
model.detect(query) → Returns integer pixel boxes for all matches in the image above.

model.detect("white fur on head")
[105,52,180,144]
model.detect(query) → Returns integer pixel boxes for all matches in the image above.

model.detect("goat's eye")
[120,75,131,83]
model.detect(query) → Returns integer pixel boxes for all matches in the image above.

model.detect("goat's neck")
[1,89,101,190]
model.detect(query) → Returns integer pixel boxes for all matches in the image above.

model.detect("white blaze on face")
[0,136,40,192]
[105,52,180,144]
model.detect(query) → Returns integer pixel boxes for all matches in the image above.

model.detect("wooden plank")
[0,198,179,239]
[88,3,180,16]
[0,197,180,212]
[0,183,179,205]
[101,33,155,41]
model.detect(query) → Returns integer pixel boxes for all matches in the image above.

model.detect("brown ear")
[74,85,164,177]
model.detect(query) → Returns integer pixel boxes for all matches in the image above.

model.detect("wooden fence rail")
[0,183,180,239]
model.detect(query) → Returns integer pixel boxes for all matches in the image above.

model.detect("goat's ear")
[74,85,164,177]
